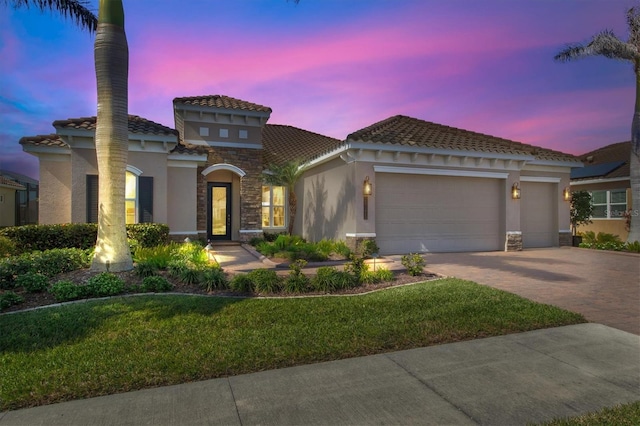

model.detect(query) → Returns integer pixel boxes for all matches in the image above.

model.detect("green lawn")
[0,278,585,411]
[537,401,640,426]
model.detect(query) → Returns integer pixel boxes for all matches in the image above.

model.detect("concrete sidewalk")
[1,323,638,425]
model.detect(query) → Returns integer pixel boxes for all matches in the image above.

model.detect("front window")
[591,189,627,219]
[125,171,137,224]
[262,186,286,228]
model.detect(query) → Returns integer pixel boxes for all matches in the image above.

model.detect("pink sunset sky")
[0,0,635,180]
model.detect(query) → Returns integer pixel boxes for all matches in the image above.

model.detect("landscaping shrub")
[49,280,86,302]
[179,267,202,285]
[0,248,90,289]
[15,272,49,293]
[134,260,159,278]
[86,273,125,297]
[283,260,310,293]
[141,276,173,293]
[0,291,24,311]
[360,239,380,257]
[200,266,228,291]
[626,241,640,253]
[0,223,97,253]
[263,231,286,242]
[361,267,394,284]
[126,224,170,248]
[579,232,628,251]
[311,266,355,292]
[255,240,278,257]
[331,240,352,258]
[0,236,17,258]
[249,269,282,293]
[229,274,254,293]
[343,255,368,283]
[401,253,425,276]
[133,244,175,268]
[175,242,208,268]
[167,259,188,278]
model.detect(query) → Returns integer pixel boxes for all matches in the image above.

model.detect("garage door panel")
[376,174,503,254]
[521,182,557,248]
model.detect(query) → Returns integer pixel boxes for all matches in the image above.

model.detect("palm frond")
[9,0,97,32]
[554,30,637,62]
[263,161,304,188]
[627,6,640,46]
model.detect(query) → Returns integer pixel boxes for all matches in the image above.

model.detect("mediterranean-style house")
[20,95,581,254]
[570,141,632,241]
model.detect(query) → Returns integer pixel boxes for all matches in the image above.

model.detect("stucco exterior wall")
[39,155,72,224]
[0,187,17,227]
[297,157,354,242]
[168,166,198,236]
[70,148,97,223]
[128,151,169,224]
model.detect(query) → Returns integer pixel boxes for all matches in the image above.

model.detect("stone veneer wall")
[197,146,264,242]
[505,231,523,251]
[558,231,572,247]
[345,236,376,256]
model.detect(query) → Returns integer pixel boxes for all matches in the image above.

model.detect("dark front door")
[208,183,232,240]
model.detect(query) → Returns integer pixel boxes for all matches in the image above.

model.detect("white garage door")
[375,174,503,254]
[521,182,557,248]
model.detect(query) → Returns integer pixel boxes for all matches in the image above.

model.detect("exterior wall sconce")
[363,176,372,196]
[363,176,372,220]
[511,182,521,200]
[563,187,571,202]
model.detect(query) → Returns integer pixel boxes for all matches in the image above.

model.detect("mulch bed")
[2,268,441,314]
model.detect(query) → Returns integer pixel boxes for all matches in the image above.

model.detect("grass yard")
[0,278,585,411]
[537,400,640,425]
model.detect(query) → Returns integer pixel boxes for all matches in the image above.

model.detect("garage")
[521,181,557,248]
[375,173,504,254]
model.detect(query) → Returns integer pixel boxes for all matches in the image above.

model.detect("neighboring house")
[570,141,632,241]
[21,95,580,254]
[0,174,26,227]
[0,170,38,226]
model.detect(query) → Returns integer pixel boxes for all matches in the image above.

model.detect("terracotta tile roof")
[19,134,69,148]
[170,142,209,156]
[173,95,272,114]
[52,115,178,136]
[347,115,580,163]
[262,125,342,165]
[574,141,630,180]
[0,175,25,190]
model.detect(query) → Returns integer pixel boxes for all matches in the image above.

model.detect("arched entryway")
[201,164,246,241]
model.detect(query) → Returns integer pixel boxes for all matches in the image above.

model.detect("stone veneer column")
[559,231,572,247]
[199,147,264,243]
[505,231,523,251]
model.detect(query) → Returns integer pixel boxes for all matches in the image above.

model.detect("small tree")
[263,161,304,235]
[570,191,593,236]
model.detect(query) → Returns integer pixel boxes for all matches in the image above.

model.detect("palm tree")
[264,161,304,235]
[555,6,640,243]
[9,1,130,270]
[91,0,132,271]
[7,0,97,31]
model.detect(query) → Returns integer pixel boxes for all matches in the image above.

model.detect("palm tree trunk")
[91,0,133,272]
[627,63,640,243]
[288,189,297,235]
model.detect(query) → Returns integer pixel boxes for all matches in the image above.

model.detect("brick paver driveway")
[423,247,640,335]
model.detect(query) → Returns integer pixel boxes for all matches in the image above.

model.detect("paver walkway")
[420,248,640,335]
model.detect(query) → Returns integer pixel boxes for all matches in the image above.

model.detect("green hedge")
[0,248,91,290]
[0,223,169,253]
